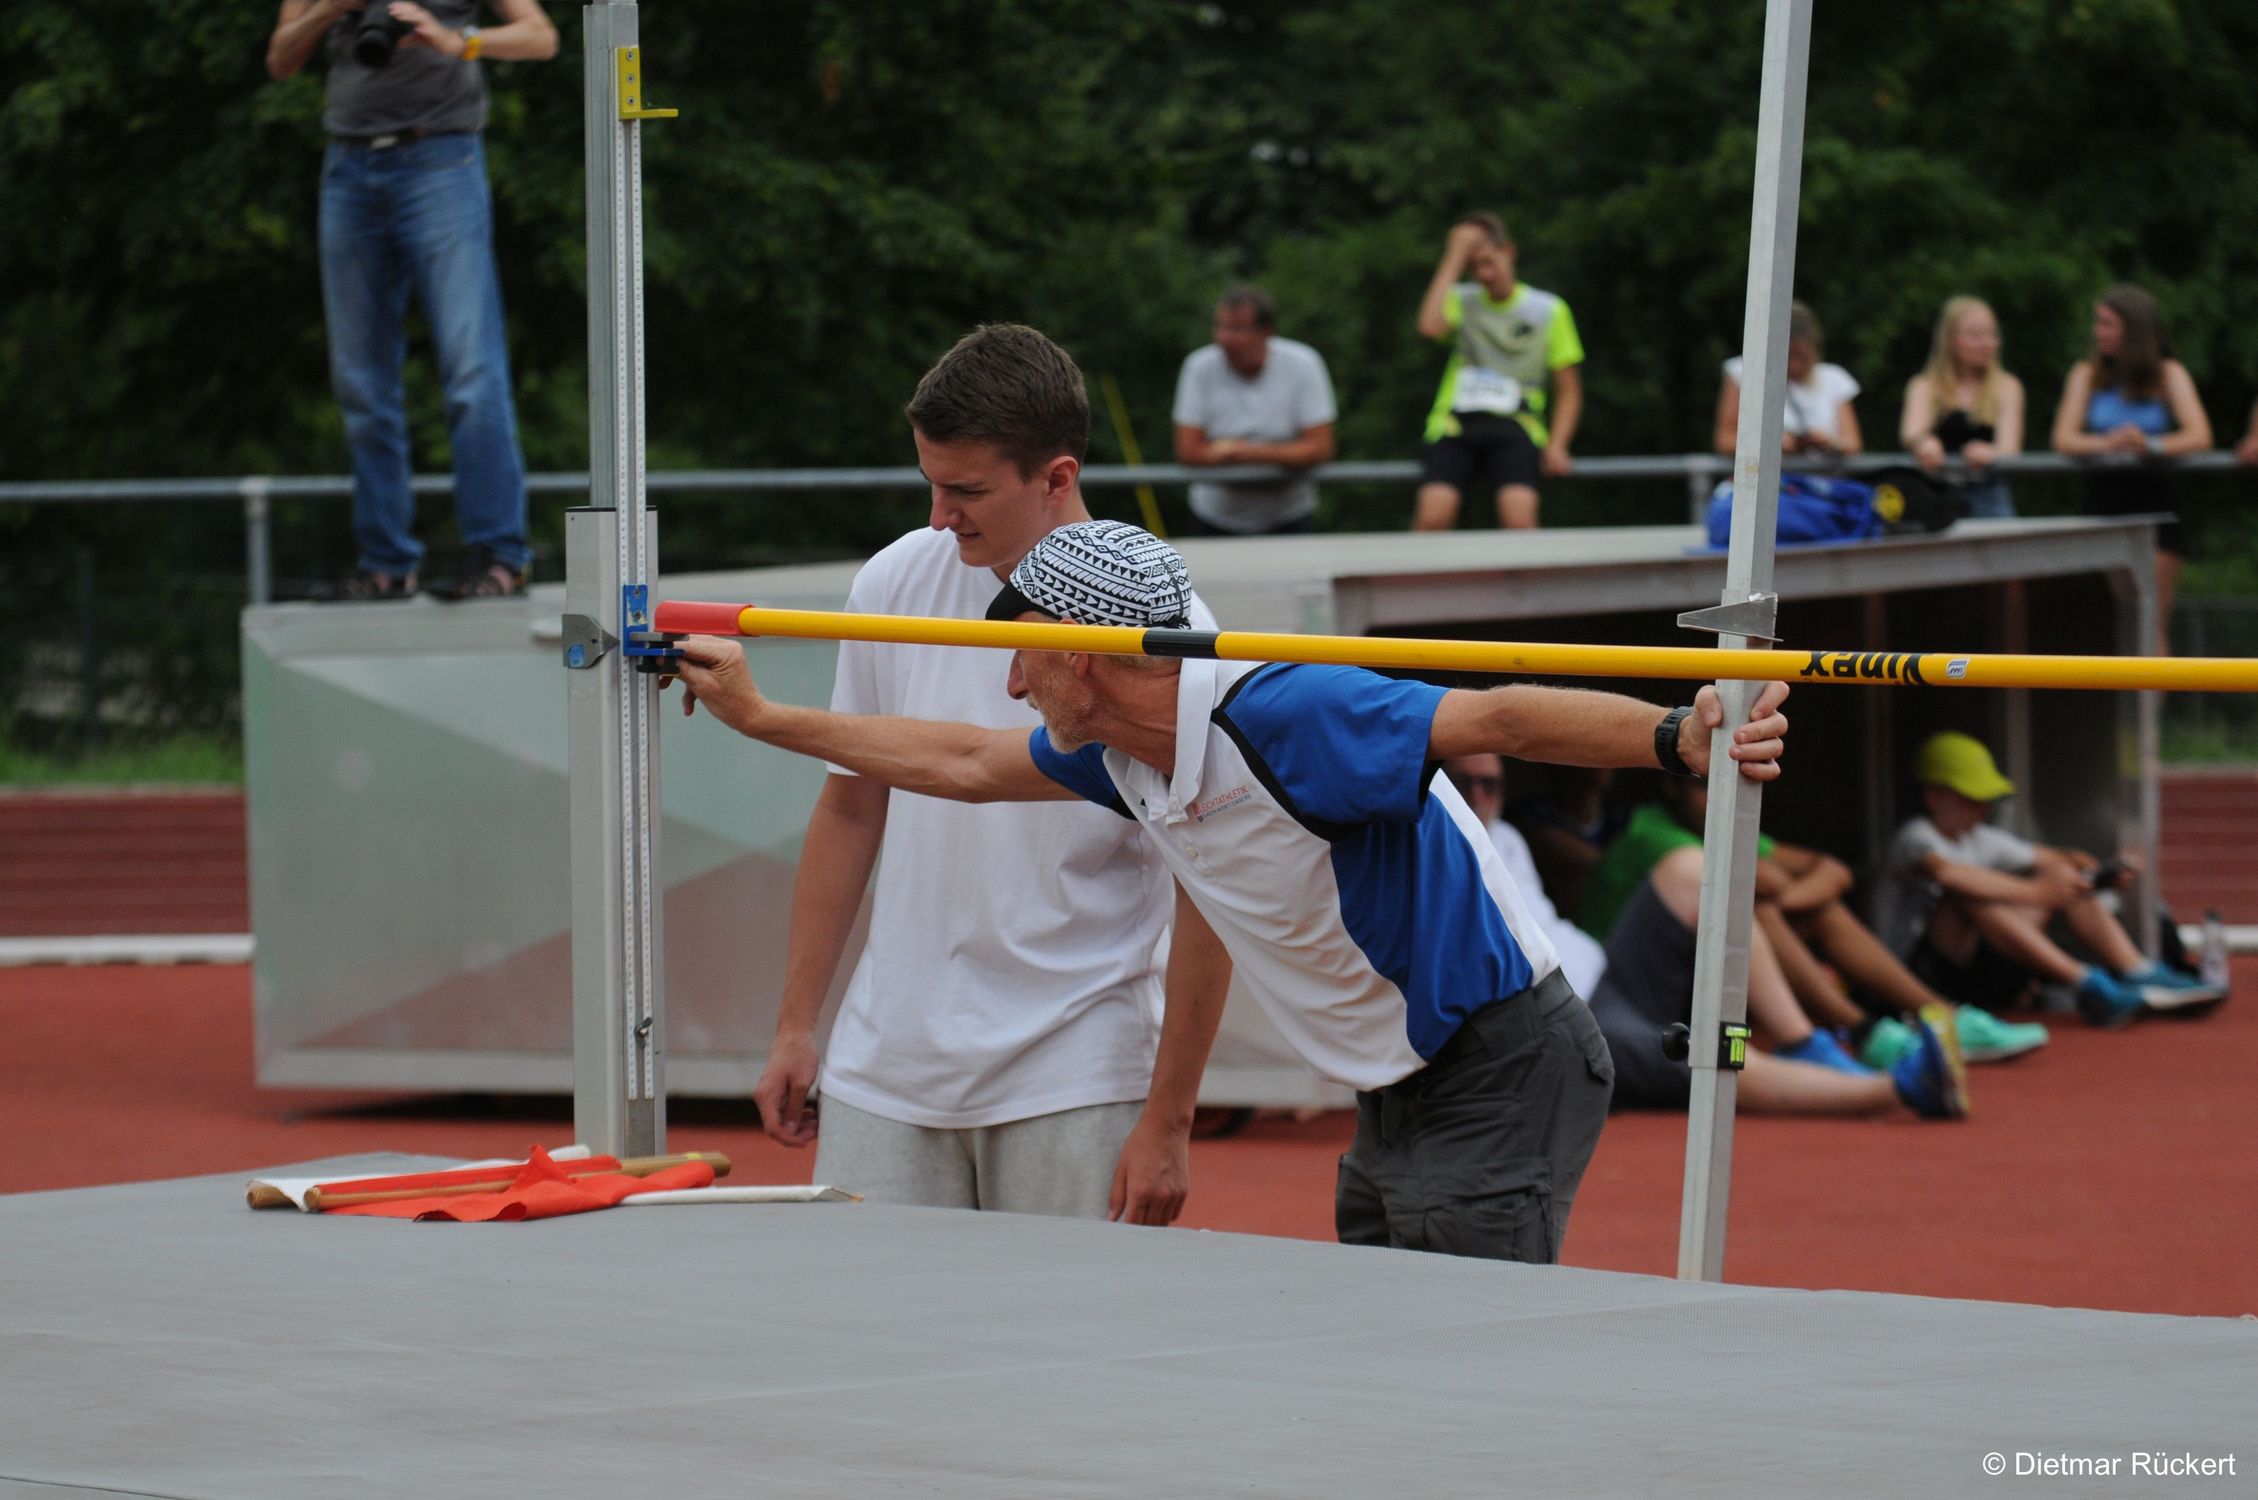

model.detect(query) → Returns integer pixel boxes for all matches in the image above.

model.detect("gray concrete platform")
[2,1156,2250,1497]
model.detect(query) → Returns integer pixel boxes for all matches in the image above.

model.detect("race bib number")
[1452,365,1523,416]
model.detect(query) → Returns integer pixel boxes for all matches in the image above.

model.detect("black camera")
[351,4,413,69]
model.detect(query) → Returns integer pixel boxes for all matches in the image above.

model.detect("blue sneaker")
[1953,1005,2049,1063]
[1890,1005,1970,1120]
[2122,962,2228,1012]
[1776,1028,1874,1076]
[2075,966,2145,1029]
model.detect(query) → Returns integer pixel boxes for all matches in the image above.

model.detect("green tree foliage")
[4,0,2257,739]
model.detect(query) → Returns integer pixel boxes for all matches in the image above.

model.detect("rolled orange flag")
[326,1145,717,1222]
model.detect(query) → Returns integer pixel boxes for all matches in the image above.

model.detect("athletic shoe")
[1953,1005,2050,1063]
[1857,1016,1921,1070]
[310,568,417,602]
[1776,1028,1873,1076]
[2122,962,2228,1012]
[425,548,527,602]
[1890,1005,1970,1120]
[2074,965,2145,1029]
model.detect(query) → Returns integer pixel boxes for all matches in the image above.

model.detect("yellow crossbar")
[649,602,2258,694]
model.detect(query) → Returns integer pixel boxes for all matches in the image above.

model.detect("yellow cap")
[1913,731,2015,801]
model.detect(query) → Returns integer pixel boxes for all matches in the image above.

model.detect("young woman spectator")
[2049,284,2213,647]
[1900,296,2024,518]
[1713,301,1862,458]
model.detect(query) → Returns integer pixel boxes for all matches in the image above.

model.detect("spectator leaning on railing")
[1170,286,1338,537]
[2049,283,2213,651]
[1713,300,1862,459]
[1901,296,2024,519]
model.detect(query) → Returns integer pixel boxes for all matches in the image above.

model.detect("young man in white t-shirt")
[750,324,1231,1223]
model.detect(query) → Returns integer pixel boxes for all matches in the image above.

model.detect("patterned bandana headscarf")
[984,520,1194,629]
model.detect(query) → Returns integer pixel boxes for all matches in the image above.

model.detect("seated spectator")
[1171,285,1338,536]
[1412,213,1584,531]
[1580,775,2048,1066]
[2048,284,2214,650]
[1442,753,1606,999]
[1505,765,1624,920]
[1873,731,2227,1028]
[1589,847,1967,1119]
[1900,296,2025,518]
[1713,301,1862,458]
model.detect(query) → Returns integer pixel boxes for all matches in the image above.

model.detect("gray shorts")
[1335,970,1615,1264]
[812,1095,1143,1219]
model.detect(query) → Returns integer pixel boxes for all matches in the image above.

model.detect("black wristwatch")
[1655,705,1700,778]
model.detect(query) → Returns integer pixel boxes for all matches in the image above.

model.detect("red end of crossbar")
[652,600,749,636]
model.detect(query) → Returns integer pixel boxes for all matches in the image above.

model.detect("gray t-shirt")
[322,0,489,138]
[1874,815,2038,958]
[1170,338,1337,534]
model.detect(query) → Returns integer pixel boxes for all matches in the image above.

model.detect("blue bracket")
[620,584,686,674]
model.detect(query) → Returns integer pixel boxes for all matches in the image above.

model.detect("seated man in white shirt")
[1171,285,1338,536]
[1440,752,1605,998]
[671,520,1812,1264]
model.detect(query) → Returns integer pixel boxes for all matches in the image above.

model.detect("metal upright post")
[1672,0,1812,1283]
[568,0,675,1157]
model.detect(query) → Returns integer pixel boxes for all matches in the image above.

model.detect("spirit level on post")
[569,1,675,1158]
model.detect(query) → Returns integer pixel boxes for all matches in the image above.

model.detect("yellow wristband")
[460,30,484,61]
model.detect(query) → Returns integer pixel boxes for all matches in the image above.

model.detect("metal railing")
[0,449,2247,608]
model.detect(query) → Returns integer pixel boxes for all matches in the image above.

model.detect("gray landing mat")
[2,1156,2250,1499]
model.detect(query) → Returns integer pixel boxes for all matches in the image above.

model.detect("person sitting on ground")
[1442,753,1606,999]
[1171,284,1339,537]
[1411,213,1584,531]
[1504,765,1624,920]
[1589,846,1966,1119]
[1901,296,2025,519]
[1579,773,2049,1067]
[2048,283,2214,652]
[1873,731,2227,1029]
[1714,300,1862,459]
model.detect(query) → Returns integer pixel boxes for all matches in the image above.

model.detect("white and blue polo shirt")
[1028,658,1562,1092]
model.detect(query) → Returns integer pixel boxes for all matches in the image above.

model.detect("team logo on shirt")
[1188,785,1254,821]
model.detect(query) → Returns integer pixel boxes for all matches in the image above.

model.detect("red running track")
[5,960,2252,1317]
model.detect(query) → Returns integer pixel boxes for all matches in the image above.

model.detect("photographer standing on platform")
[266,1,557,601]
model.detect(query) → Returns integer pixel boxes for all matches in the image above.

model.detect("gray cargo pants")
[1335,969,1615,1263]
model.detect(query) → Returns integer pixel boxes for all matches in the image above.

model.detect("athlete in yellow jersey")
[1412,213,1585,531]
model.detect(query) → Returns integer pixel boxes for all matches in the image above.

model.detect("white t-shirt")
[1486,817,1607,999]
[1171,338,1337,534]
[818,527,1214,1129]
[1872,815,2038,960]
[1723,356,1861,442]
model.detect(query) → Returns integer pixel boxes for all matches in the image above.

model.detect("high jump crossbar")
[649,604,2258,695]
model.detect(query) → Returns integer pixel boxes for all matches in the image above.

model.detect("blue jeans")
[1959,478,2016,519]
[319,133,529,576]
